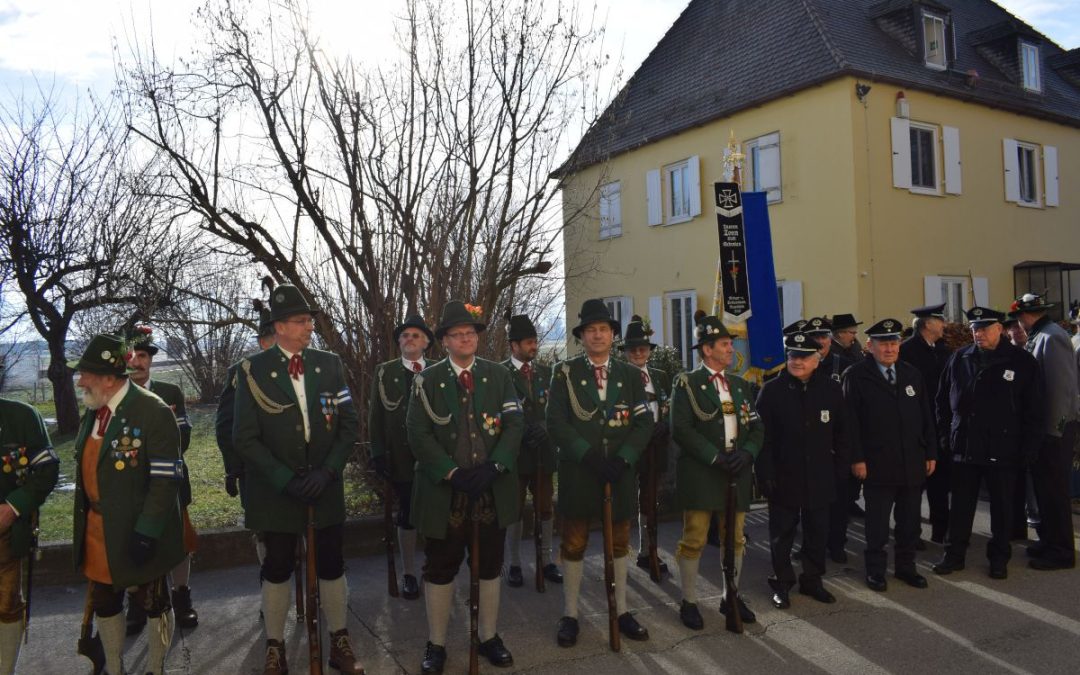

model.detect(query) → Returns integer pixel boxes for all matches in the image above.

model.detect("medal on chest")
[111,425,142,471]
[607,408,631,428]
[1,445,30,484]
[481,412,502,436]
[319,394,339,431]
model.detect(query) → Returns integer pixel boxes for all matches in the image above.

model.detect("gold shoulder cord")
[241,359,295,415]
[414,374,451,426]
[377,365,403,411]
[678,372,718,422]
[561,362,596,422]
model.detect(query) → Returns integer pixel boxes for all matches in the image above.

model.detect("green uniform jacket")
[368,359,420,483]
[233,346,359,533]
[147,380,193,507]
[501,359,556,474]
[406,358,524,539]
[547,355,653,521]
[671,367,764,512]
[644,365,673,471]
[215,362,242,476]
[0,398,59,558]
[72,383,186,589]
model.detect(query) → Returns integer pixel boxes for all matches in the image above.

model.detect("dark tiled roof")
[558,0,1080,176]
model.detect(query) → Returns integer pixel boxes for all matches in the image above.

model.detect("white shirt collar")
[106,380,130,414]
[278,345,297,360]
[402,356,426,371]
[510,355,528,370]
[585,357,609,369]
[448,357,475,375]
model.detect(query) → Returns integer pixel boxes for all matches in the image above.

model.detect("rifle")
[384,477,399,598]
[602,481,620,652]
[306,504,324,674]
[294,539,305,623]
[469,498,480,675]
[722,465,744,634]
[645,439,662,583]
[24,510,39,642]
[534,434,545,593]
[77,583,106,675]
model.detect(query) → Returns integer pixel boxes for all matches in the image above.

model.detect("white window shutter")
[648,296,665,346]
[759,143,781,192]
[780,281,803,326]
[891,117,912,189]
[1044,145,1059,207]
[942,126,962,195]
[973,277,989,306]
[924,276,943,305]
[646,170,662,226]
[599,188,611,236]
[1003,138,1020,202]
[612,187,622,228]
[687,155,702,218]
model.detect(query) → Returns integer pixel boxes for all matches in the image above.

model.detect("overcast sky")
[1,0,1077,96]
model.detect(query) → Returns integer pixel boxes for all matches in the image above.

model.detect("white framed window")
[925,275,987,323]
[663,156,701,225]
[923,13,947,70]
[744,132,782,203]
[1004,138,1058,207]
[777,280,803,327]
[909,122,939,193]
[1021,42,1041,92]
[1017,141,1040,206]
[665,291,698,371]
[599,181,622,239]
[602,296,633,335]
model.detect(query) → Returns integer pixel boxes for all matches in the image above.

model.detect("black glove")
[759,477,777,499]
[651,420,670,443]
[601,456,627,484]
[471,462,501,496]
[225,473,240,498]
[300,467,335,501]
[129,532,156,567]
[524,423,549,451]
[582,451,607,481]
[450,467,476,493]
[726,449,753,474]
[284,475,308,501]
[371,454,391,480]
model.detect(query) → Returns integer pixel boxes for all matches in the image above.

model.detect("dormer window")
[923,12,948,70]
[1021,41,1041,91]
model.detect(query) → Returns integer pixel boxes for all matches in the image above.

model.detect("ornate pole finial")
[722,130,745,186]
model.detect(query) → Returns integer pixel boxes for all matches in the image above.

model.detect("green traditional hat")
[251,299,275,338]
[67,334,136,377]
[618,315,656,350]
[504,311,538,342]
[268,284,320,323]
[572,299,620,339]
[1008,292,1055,318]
[691,310,732,349]
[435,301,487,340]
[394,314,435,343]
[127,325,161,355]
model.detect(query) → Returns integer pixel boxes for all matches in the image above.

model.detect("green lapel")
[603,362,623,418]
[695,367,723,410]
[272,348,300,406]
[578,357,603,409]
[73,411,94,463]
[99,385,137,468]
[438,360,461,421]
[470,361,487,421]
[302,350,320,416]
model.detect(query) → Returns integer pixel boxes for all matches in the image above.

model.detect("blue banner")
[742,192,784,372]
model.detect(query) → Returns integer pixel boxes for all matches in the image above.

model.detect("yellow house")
[557,0,1080,368]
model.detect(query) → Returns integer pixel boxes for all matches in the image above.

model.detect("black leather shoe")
[507,565,524,588]
[989,562,1009,579]
[618,612,649,641]
[932,558,965,575]
[799,585,837,603]
[421,641,446,674]
[679,600,704,630]
[171,586,199,629]
[126,592,147,636]
[402,574,420,600]
[636,553,670,576]
[543,563,563,584]
[829,549,848,564]
[865,574,888,592]
[478,634,513,667]
[1028,557,1074,571]
[556,616,579,647]
[771,590,791,609]
[895,571,929,588]
[719,597,757,624]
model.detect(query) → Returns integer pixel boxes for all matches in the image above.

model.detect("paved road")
[22,501,1080,674]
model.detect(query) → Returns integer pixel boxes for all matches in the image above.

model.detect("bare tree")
[0,85,183,433]
[119,0,609,439]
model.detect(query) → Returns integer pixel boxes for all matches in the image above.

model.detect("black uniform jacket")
[755,369,852,510]
[843,356,937,487]
[935,340,1043,468]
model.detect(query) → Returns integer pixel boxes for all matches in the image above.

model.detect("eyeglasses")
[286,316,316,326]
[445,330,478,340]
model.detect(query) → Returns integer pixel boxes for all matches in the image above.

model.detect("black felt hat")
[435,301,487,340]
[619,315,657,350]
[1008,293,1055,318]
[269,284,320,323]
[127,326,161,356]
[831,313,862,330]
[572,299,621,339]
[692,311,732,349]
[394,315,435,344]
[505,311,538,342]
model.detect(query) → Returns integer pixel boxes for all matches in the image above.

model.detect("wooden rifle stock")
[469,498,480,675]
[723,471,743,634]
[77,583,106,675]
[534,439,545,593]
[295,539,305,623]
[602,481,620,652]
[306,504,324,674]
[384,478,400,598]
[646,440,661,583]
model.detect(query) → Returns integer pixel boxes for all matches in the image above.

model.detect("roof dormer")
[1048,48,1080,91]
[968,19,1045,92]
[870,0,955,71]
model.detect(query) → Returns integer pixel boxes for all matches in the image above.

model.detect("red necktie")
[412,361,422,373]
[458,369,474,394]
[640,370,650,386]
[593,365,607,390]
[288,354,304,380]
[709,371,729,392]
[521,363,533,381]
[95,407,112,437]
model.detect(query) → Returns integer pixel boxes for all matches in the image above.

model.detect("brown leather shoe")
[328,629,366,674]
[263,639,288,675]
